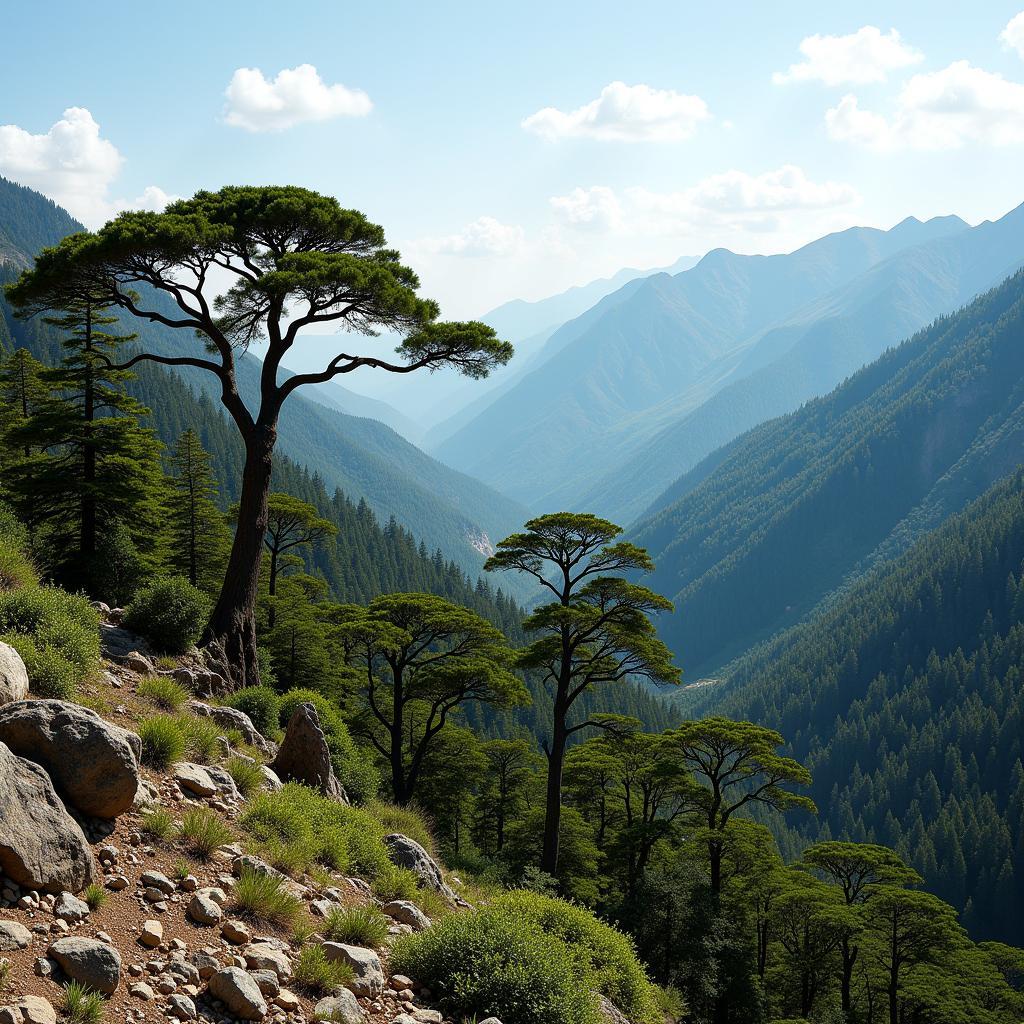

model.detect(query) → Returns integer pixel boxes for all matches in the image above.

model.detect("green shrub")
[323,904,389,948]
[125,576,210,654]
[364,800,436,858]
[139,715,186,769]
[294,942,354,994]
[227,686,281,737]
[140,807,176,840]
[371,867,419,903]
[179,807,233,858]
[4,635,77,699]
[82,883,107,911]
[225,756,265,798]
[89,520,146,607]
[233,866,303,926]
[137,675,189,711]
[176,713,221,764]
[0,520,36,591]
[62,980,104,1024]
[492,891,662,1024]
[392,903,595,1024]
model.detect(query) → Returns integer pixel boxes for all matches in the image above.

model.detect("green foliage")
[227,686,281,738]
[62,980,104,1023]
[370,868,420,903]
[175,713,221,764]
[139,807,175,840]
[82,883,107,911]
[88,520,147,607]
[233,866,303,926]
[125,576,211,654]
[137,675,189,711]
[294,942,354,994]
[178,807,233,859]
[138,715,186,769]
[392,899,598,1024]
[322,904,389,948]
[225,756,265,799]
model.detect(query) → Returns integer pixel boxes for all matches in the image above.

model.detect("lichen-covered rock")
[207,966,267,1020]
[271,702,347,800]
[0,742,96,892]
[48,936,122,994]
[0,644,29,707]
[0,700,139,818]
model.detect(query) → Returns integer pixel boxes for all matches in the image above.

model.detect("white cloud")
[550,166,859,236]
[773,26,923,86]
[826,61,1024,149]
[224,64,371,132]
[522,81,710,142]
[1001,12,1024,58]
[415,216,526,257]
[0,108,173,228]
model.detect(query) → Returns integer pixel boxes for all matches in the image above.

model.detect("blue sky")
[2,1,1024,317]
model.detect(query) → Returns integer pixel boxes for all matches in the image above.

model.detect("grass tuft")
[294,943,354,994]
[62,980,104,1024]
[82,883,107,911]
[179,807,233,859]
[322,903,389,948]
[138,715,186,769]
[137,675,189,711]
[371,866,420,903]
[225,756,264,798]
[233,866,304,927]
[139,807,176,841]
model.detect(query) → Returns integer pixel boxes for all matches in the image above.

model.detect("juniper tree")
[5,186,512,685]
[167,428,230,592]
[486,513,680,875]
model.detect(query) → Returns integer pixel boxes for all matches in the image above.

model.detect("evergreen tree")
[0,347,48,464]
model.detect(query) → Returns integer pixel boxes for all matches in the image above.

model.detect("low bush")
[82,883,107,911]
[62,980,104,1024]
[125,576,210,654]
[140,807,176,840]
[364,800,436,858]
[139,715,186,769]
[392,902,595,1024]
[323,904,389,948]
[225,756,265,799]
[5,635,77,699]
[233,866,303,926]
[137,675,189,711]
[227,686,281,738]
[370,867,419,903]
[294,943,354,994]
[176,713,221,764]
[179,807,233,858]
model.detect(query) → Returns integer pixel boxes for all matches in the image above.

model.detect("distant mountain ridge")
[431,213,975,513]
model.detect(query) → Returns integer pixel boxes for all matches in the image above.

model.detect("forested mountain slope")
[634,267,1024,676]
[688,468,1024,944]
[0,177,527,581]
[434,214,969,508]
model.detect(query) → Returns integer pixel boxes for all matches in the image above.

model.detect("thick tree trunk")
[267,549,278,629]
[841,941,855,1013]
[80,317,96,582]
[541,710,567,876]
[204,424,274,688]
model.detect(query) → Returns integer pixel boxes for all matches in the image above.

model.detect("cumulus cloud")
[523,81,710,142]
[773,26,923,86]
[1001,12,1024,58]
[550,166,859,236]
[0,108,172,227]
[224,64,372,132]
[415,216,526,257]
[826,61,1024,149]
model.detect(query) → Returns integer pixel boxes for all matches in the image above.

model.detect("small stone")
[106,875,130,891]
[0,995,57,1024]
[48,936,122,994]
[250,968,280,997]
[273,991,300,1012]
[221,919,251,944]
[129,982,156,1001]
[207,967,268,1020]
[50,920,69,935]
[33,957,52,977]
[166,995,197,1021]
[140,870,175,895]
[0,920,31,950]
[140,920,163,948]
[321,942,384,997]
[187,893,222,926]
[312,992,363,1023]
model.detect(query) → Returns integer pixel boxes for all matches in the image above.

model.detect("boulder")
[312,992,364,1023]
[173,762,217,797]
[53,892,89,922]
[382,899,430,930]
[242,942,291,981]
[384,833,456,902]
[0,742,96,892]
[48,936,122,994]
[0,644,29,707]
[271,703,347,800]
[187,701,277,757]
[0,921,31,951]
[0,996,56,1024]
[321,942,384,997]
[207,966,267,1020]
[0,700,139,818]
[187,892,222,926]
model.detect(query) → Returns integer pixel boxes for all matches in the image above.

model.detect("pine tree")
[0,347,48,465]
[167,429,230,593]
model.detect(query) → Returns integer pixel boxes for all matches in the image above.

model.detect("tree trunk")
[204,424,274,688]
[267,548,278,628]
[541,709,568,876]
[80,315,96,581]
[841,941,855,1013]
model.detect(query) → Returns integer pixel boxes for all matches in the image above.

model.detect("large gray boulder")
[271,703,347,801]
[384,833,457,902]
[187,701,277,758]
[0,700,139,818]
[321,943,384,998]
[313,992,364,1023]
[0,644,29,707]
[0,742,96,892]
[207,967,267,1020]
[48,936,122,994]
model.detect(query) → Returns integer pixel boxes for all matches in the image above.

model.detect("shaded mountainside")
[634,267,1024,677]
[433,214,971,511]
[691,468,1024,944]
[0,177,527,585]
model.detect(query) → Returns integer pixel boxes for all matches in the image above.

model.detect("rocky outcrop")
[0,644,29,706]
[48,936,122,994]
[0,742,96,892]
[384,833,457,903]
[187,701,277,757]
[0,700,140,818]
[270,703,347,801]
